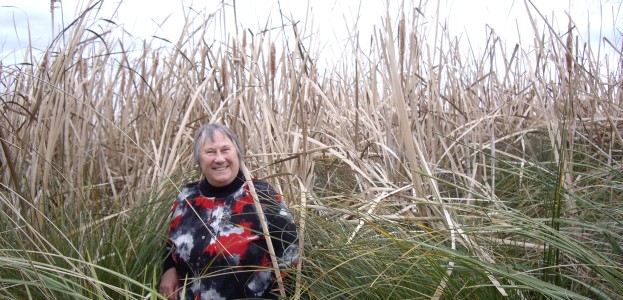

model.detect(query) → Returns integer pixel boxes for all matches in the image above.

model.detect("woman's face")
[198,130,240,187]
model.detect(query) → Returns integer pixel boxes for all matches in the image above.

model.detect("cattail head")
[241,31,247,66]
[232,37,238,64]
[270,42,276,80]
[566,20,573,74]
[40,52,49,74]
[221,56,228,91]
[151,52,159,72]
[79,57,86,78]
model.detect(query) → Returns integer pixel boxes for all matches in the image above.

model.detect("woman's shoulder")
[249,179,273,190]
[247,179,284,206]
[248,179,277,195]
[175,181,201,202]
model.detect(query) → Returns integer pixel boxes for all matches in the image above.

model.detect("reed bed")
[1,0,622,299]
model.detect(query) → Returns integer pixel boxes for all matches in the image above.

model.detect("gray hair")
[193,123,244,165]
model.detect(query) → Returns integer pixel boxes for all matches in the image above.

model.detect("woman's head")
[193,123,244,187]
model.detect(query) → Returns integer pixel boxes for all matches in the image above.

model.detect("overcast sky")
[0,0,621,65]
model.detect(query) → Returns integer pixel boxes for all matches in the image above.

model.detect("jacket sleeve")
[255,181,299,269]
[162,199,180,273]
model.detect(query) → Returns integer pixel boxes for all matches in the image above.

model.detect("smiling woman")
[161,123,300,300]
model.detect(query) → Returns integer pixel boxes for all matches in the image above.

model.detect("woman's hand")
[159,267,179,300]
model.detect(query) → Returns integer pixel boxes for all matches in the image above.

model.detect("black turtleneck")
[162,170,246,273]
[198,170,246,198]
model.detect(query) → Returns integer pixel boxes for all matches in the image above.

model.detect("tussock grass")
[1,0,622,299]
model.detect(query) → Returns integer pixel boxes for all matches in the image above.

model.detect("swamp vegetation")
[0,0,622,299]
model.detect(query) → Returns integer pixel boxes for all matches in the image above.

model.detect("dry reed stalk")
[488,237,547,251]
[347,184,413,243]
[240,164,286,298]
[294,179,307,300]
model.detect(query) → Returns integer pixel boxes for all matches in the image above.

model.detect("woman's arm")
[255,181,300,268]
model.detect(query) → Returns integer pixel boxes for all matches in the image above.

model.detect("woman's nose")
[214,152,225,162]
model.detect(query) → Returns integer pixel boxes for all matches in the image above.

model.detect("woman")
[160,123,299,300]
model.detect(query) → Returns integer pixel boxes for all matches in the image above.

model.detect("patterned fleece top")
[163,171,299,300]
